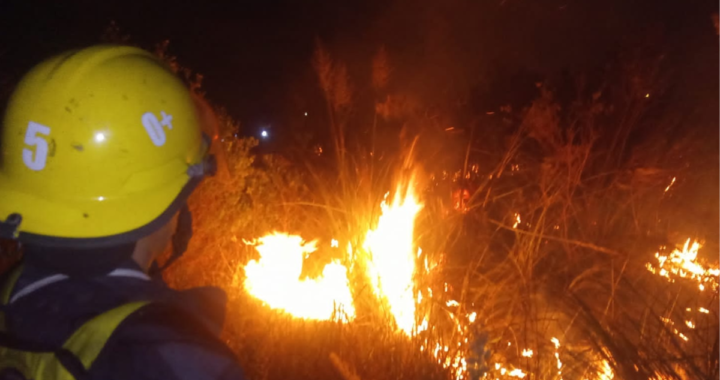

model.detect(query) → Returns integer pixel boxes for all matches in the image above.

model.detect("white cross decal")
[160,111,173,129]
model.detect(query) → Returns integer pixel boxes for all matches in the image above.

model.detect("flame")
[551,337,563,378]
[491,364,527,379]
[447,300,460,307]
[363,180,423,335]
[646,239,719,292]
[240,176,470,380]
[244,233,355,321]
[243,176,422,329]
[646,238,720,348]
[598,360,614,380]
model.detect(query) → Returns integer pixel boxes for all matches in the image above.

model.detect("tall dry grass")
[166,40,718,380]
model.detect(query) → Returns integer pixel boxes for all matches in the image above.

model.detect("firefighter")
[0,45,245,379]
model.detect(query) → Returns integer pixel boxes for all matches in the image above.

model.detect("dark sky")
[1,0,717,134]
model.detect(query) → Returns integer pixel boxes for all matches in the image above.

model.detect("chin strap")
[150,204,193,277]
[0,214,22,240]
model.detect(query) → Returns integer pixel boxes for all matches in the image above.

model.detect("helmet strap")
[0,214,22,240]
[150,203,193,277]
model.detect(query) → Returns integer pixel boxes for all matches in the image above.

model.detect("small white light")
[95,132,106,142]
[98,196,105,201]
[261,130,268,138]
[304,112,308,116]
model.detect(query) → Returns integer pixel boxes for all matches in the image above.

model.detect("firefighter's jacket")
[0,261,245,379]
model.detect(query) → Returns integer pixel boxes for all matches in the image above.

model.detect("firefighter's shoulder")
[88,301,245,380]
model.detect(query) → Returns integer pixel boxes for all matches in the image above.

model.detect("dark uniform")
[0,261,245,380]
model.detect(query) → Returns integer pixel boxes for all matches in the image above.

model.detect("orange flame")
[363,179,423,335]
[244,233,355,321]
[646,239,720,292]
[243,176,472,379]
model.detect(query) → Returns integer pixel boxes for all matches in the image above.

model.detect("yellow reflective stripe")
[1,265,24,305]
[35,352,75,380]
[0,349,74,380]
[62,301,149,370]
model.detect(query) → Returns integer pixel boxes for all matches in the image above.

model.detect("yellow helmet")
[0,45,215,248]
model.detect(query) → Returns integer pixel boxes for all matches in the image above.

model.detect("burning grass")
[164,44,718,380]
[169,124,717,380]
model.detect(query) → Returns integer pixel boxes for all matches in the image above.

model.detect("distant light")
[645,93,650,98]
[98,196,105,201]
[304,112,308,116]
[261,130,268,138]
[95,132,106,142]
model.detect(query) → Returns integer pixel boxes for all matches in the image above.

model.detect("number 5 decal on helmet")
[141,111,173,147]
[22,121,51,171]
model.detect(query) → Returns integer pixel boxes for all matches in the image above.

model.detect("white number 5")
[22,121,51,171]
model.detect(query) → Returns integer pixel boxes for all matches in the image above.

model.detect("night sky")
[1,0,717,136]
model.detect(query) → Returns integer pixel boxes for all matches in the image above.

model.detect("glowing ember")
[551,337,563,378]
[598,360,614,380]
[363,179,423,335]
[244,233,355,321]
[521,349,533,358]
[664,177,676,192]
[468,312,477,323]
[699,307,709,314]
[660,317,691,342]
[508,368,526,378]
[492,364,527,379]
[513,213,521,228]
[646,239,719,292]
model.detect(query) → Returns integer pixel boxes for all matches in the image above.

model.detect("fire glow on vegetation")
[243,233,355,321]
[645,239,720,292]
[243,175,665,380]
[660,316,691,342]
